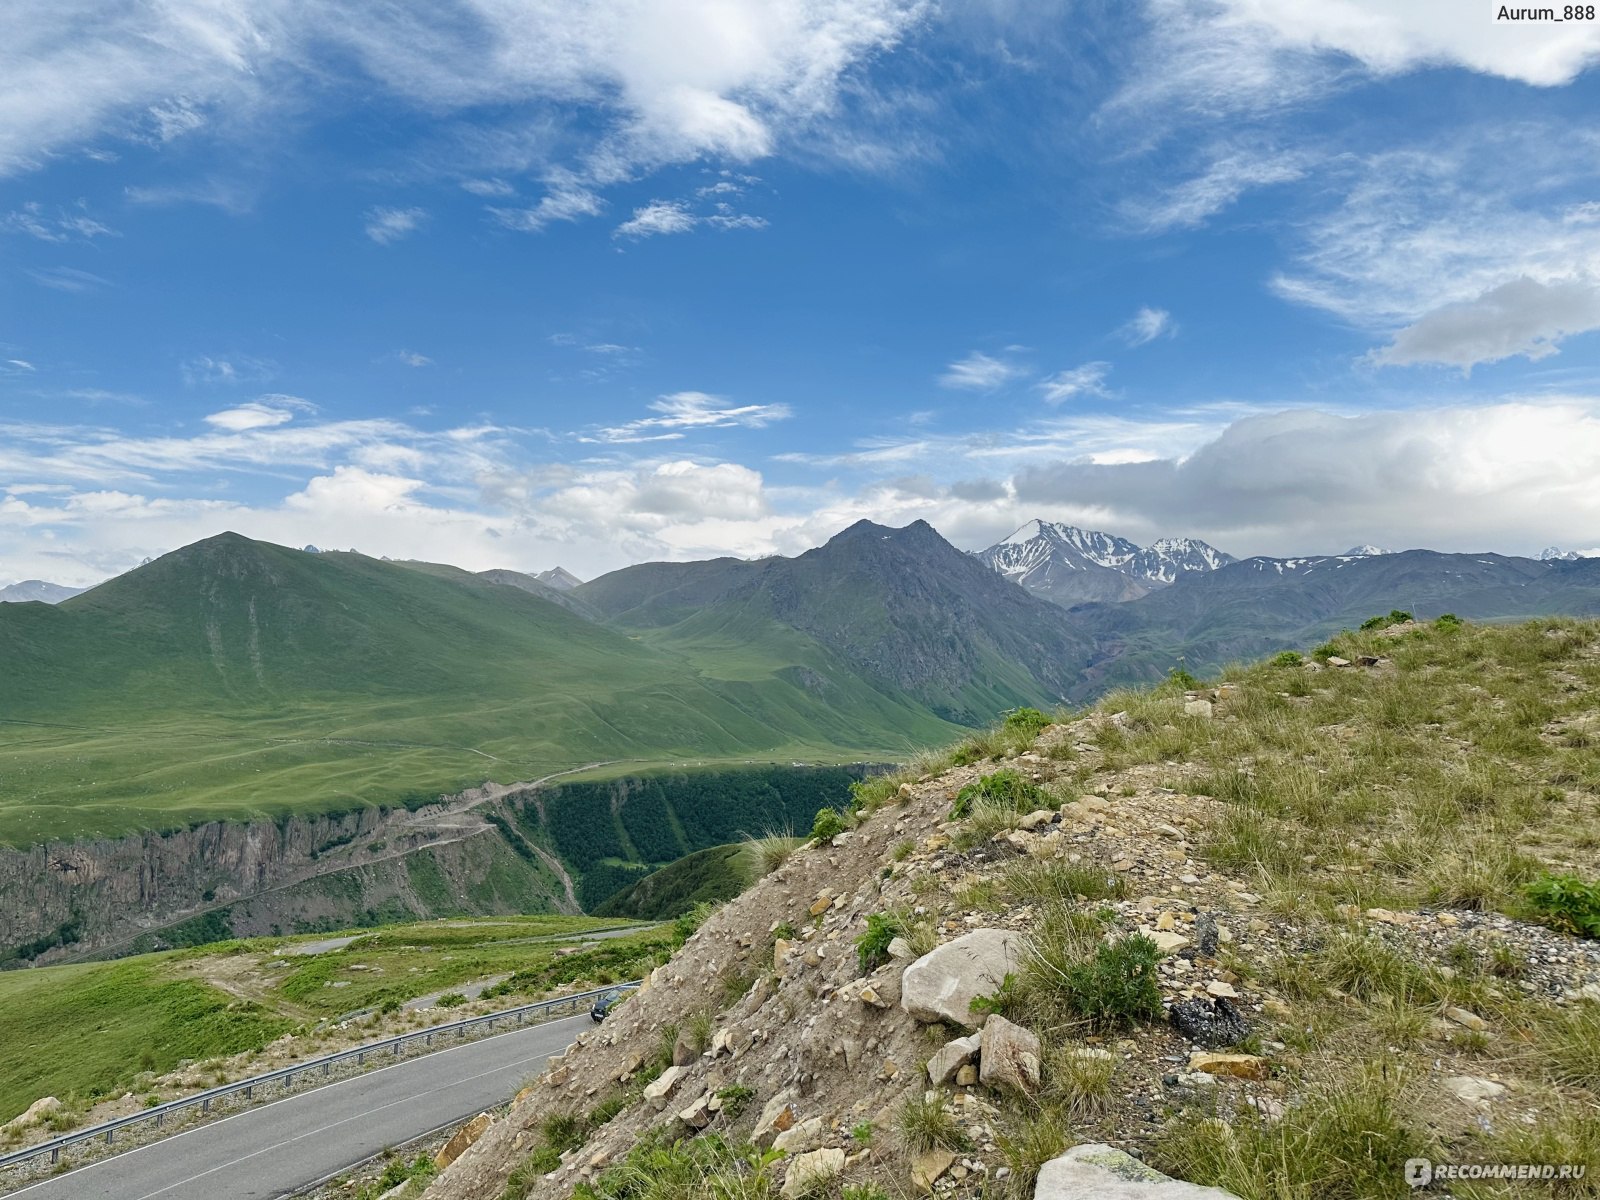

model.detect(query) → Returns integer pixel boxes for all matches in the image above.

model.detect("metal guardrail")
[0,981,640,1172]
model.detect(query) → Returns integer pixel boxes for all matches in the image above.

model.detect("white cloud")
[591,391,792,443]
[1120,0,1600,129]
[1202,0,1600,88]
[364,205,427,244]
[2,201,115,241]
[396,350,433,367]
[1374,276,1600,370]
[24,266,111,293]
[1119,307,1175,347]
[0,0,927,234]
[615,200,697,239]
[1128,145,1311,231]
[1037,362,1112,404]
[1262,135,1600,368]
[203,396,312,432]
[181,355,274,386]
[461,178,514,197]
[939,351,1028,392]
[489,183,604,232]
[5,359,35,372]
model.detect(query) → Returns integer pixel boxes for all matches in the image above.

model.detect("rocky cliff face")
[0,795,571,963]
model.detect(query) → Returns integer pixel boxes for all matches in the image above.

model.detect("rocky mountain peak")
[976,520,1234,607]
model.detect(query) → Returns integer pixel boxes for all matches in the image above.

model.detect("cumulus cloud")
[1374,276,1600,370]
[1037,362,1111,404]
[363,205,426,244]
[1013,400,1600,555]
[939,351,1028,391]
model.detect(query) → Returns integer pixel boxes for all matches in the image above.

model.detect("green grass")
[0,914,655,1123]
[0,535,964,846]
[0,954,291,1123]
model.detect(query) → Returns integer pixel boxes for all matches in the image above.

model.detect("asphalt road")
[11,1013,589,1200]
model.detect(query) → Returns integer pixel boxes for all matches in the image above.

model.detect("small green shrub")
[716,1084,755,1120]
[809,807,848,843]
[1525,873,1600,938]
[969,972,1018,1019]
[1271,650,1304,667]
[1166,667,1202,691]
[950,769,1049,820]
[849,1120,875,1145]
[1002,707,1052,738]
[436,992,468,1009]
[1435,612,1463,629]
[1060,935,1163,1027]
[1360,609,1413,631]
[1313,641,1343,660]
[855,912,904,974]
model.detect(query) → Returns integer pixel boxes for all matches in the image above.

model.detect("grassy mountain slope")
[1073,550,1600,694]
[580,520,1095,724]
[0,534,959,845]
[590,842,761,920]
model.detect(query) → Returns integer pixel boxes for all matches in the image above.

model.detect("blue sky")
[4,1,1600,585]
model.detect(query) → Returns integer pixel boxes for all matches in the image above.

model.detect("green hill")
[591,843,759,921]
[579,519,1095,724]
[0,533,959,845]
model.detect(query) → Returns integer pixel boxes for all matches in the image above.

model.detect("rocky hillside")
[416,617,1600,1200]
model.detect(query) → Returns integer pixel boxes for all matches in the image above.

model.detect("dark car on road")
[590,987,633,1022]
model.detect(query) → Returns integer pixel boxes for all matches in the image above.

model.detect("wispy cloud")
[364,206,427,244]
[180,355,275,387]
[590,392,792,443]
[489,182,604,232]
[461,178,515,197]
[25,266,111,293]
[1037,362,1112,404]
[1118,307,1176,347]
[938,351,1028,392]
[396,350,433,367]
[2,201,115,242]
[616,201,697,239]
[613,197,768,239]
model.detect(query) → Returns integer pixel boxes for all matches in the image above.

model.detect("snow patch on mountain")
[0,580,85,604]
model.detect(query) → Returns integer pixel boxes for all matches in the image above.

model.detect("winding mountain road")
[10,1014,589,1200]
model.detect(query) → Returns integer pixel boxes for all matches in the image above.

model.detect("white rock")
[978,1015,1040,1093]
[927,1033,983,1086]
[900,928,1024,1029]
[642,1065,689,1110]
[782,1148,846,1198]
[1443,1076,1507,1105]
[1035,1144,1241,1199]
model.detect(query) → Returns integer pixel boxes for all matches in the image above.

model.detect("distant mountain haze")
[0,581,84,604]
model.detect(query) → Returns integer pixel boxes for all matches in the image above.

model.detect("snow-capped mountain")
[0,580,85,604]
[1342,545,1391,557]
[536,566,584,590]
[1540,546,1581,561]
[975,520,1234,606]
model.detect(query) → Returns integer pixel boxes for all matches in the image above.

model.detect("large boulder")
[900,928,1023,1028]
[1035,1145,1240,1199]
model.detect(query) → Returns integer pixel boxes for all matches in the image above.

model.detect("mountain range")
[974,519,1234,605]
[5,520,1600,851]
